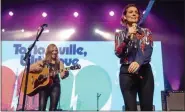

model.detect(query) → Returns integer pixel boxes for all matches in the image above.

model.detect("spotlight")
[21,29,24,32]
[95,28,113,40]
[58,28,75,40]
[109,11,114,16]
[95,29,100,33]
[73,12,79,17]
[115,29,121,32]
[43,29,49,33]
[9,11,14,16]
[42,12,47,17]
[143,10,146,14]
[2,29,5,32]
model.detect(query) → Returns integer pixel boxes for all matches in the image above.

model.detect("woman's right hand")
[30,60,44,73]
[128,26,137,36]
[34,66,43,72]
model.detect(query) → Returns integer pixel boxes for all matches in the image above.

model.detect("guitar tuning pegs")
[74,64,81,69]
[77,64,81,69]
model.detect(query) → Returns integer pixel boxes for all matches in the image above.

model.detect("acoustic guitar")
[21,64,81,96]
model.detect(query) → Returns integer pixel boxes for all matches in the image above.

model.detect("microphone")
[37,24,48,36]
[130,23,137,40]
[41,24,48,28]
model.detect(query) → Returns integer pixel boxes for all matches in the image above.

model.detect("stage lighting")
[115,29,121,32]
[9,11,14,16]
[95,28,113,40]
[43,29,49,33]
[143,10,146,14]
[42,12,47,17]
[58,28,75,40]
[73,12,79,17]
[2,29,5,32]
[109,11,114,16]
[95,29,100,33]
[21,29,24,32]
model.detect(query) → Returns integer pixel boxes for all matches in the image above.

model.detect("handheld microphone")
[130,23,137,40]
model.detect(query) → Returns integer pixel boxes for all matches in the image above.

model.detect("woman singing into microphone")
[114,4,154,111]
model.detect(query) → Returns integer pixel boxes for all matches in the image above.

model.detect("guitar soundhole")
[38,75,44,81]
[34,74,47,88]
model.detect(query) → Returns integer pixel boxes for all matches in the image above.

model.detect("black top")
[48,63,60,84]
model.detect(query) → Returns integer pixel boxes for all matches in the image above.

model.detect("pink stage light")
[42,12,47,17]
[73,12,79,17]
[9,11,14,16]
[109,11,114,16]
[2,29,5,32]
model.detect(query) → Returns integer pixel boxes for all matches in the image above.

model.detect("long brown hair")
[44,44,60,69]
[120,4,142,26]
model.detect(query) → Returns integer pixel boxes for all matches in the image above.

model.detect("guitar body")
[21,67,53,96]
[21,64,81,96]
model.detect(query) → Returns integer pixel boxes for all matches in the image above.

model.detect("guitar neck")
[48,67,71,77]
[64,67,71,71]
[43,65,79,77]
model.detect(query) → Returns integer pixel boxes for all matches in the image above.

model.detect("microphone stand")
[21,24,47,111]
[97,93,101,111]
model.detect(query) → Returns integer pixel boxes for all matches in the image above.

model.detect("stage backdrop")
[1,41,164,110]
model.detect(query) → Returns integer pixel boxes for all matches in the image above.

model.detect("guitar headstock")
[70,64,81,70]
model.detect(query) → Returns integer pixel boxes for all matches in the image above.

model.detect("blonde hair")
[44,44,60,69]
[120,4,142,26]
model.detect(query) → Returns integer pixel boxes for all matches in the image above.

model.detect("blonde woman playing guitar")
[23,44,70,111]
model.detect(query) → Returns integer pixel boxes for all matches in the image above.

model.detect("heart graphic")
[1,66,16,111]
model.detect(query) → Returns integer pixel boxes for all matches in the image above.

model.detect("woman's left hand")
[128,62,140,73]
[60,70,69,79]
